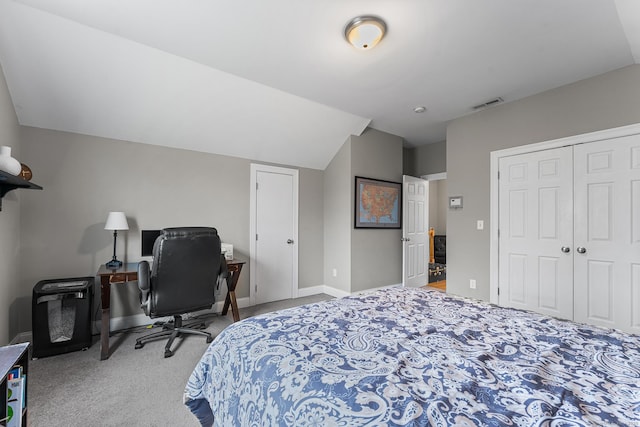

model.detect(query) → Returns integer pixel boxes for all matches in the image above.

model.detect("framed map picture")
[354,176,402,228]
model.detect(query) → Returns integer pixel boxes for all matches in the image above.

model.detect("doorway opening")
[423,173,447,291]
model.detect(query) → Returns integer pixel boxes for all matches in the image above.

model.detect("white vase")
[0,146,22,176]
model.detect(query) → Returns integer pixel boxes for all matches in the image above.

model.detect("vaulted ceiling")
[0,0,638,169]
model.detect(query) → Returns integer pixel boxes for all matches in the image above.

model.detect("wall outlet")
[469,279,477,289]
[332,268,337,277]
[477,220,484,230]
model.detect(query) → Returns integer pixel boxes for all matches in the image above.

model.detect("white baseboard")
[297,284,351,299]
[96,297,254,332]
[297,285,325,298]
[10,332,32,345]
[321,286,351,299]
[17,284,403,341]
[352,283,403,296]
[297,284,401,299]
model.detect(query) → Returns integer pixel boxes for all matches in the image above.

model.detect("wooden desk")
[96,263,138,360]
[221,259,245,322]
[97,258,244,359]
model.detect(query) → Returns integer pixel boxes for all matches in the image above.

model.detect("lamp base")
[106,259,123,269]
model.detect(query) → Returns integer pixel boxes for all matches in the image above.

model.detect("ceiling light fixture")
[413,106,427,113]
[344,16,386,50]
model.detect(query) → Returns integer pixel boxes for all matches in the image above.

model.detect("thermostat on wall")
[449,196,463,209]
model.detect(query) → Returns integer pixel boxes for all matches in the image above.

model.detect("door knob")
[576,246,587,254]
[287,239,294,244]
[561,246,571,253]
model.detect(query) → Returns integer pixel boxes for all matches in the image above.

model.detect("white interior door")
[498,147,574,320]
[573,136,640,334]
[250,164,298,305]
[402,175,429,287]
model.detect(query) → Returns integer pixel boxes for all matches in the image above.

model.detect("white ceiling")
[0,0,638,170]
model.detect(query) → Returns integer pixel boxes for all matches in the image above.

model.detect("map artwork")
[359,183,399,224]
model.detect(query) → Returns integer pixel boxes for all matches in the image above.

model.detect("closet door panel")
[574,135,640,334]
[632,263,640,329]
[539,256,561,311]
[585,260,614,322]
[499,147,573,319]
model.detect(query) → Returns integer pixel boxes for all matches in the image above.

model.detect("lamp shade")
[104,212,129,231]
[345,16,386,50]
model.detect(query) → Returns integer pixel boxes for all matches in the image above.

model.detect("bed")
[184,287,640,426]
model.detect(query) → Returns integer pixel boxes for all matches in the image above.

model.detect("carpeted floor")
[27,294,332,427]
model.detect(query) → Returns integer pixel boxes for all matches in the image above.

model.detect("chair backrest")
[149,227,221,317]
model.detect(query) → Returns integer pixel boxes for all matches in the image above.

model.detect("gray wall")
[0,63,22,344]
[428,179,447,235]
[446,64,640,301]
[404,141,447,177]
[323,140,351,292]
[8,120,405,340]
[16,127,325,333]
[351,129,403,292]
[299,167,324,289]
[324,128,404,294]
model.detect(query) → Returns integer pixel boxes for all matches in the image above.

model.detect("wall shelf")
[0,169,42,211]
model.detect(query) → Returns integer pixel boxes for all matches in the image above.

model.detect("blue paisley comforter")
[184,287,640,426]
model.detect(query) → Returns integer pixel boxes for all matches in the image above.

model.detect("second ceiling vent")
[472,97,504,110]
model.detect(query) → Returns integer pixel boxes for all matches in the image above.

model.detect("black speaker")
[32,277,94,358]
[433,235,446,264]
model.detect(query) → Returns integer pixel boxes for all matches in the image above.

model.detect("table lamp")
[104,211,129,268]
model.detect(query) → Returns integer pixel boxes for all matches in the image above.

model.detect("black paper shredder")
[32,277,94,358]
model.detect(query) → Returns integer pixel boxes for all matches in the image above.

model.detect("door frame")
[249,163,299,306]
[489,122,640,305]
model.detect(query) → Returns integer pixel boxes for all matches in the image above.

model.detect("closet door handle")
[561,246,571,253]
[576,247,587,254]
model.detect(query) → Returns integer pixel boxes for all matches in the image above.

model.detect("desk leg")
[221,265,242,322]
[100,276,111,360]
[229,291,239,322]
[221,293,231,316]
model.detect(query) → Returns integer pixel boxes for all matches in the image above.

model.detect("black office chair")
[135,227,227,358]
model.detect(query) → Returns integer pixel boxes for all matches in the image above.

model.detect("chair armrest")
[138,261,151,312]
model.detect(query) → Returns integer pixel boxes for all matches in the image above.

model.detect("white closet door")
[498,146,574,320]
[573,135,640,334]
[253,167,298,305]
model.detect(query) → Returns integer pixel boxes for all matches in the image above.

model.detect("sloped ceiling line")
[0,0,638,169]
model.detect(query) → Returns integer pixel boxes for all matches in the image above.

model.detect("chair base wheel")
[135,315,214,356]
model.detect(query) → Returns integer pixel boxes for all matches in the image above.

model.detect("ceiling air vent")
[471,97,504,111]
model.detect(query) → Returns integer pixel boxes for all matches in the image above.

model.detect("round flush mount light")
[344,16,386,50]
[413,106,427,113]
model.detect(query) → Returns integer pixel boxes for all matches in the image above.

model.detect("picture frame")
[354,176,402,228]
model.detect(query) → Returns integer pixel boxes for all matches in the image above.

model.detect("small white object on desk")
[221,243,233,260]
